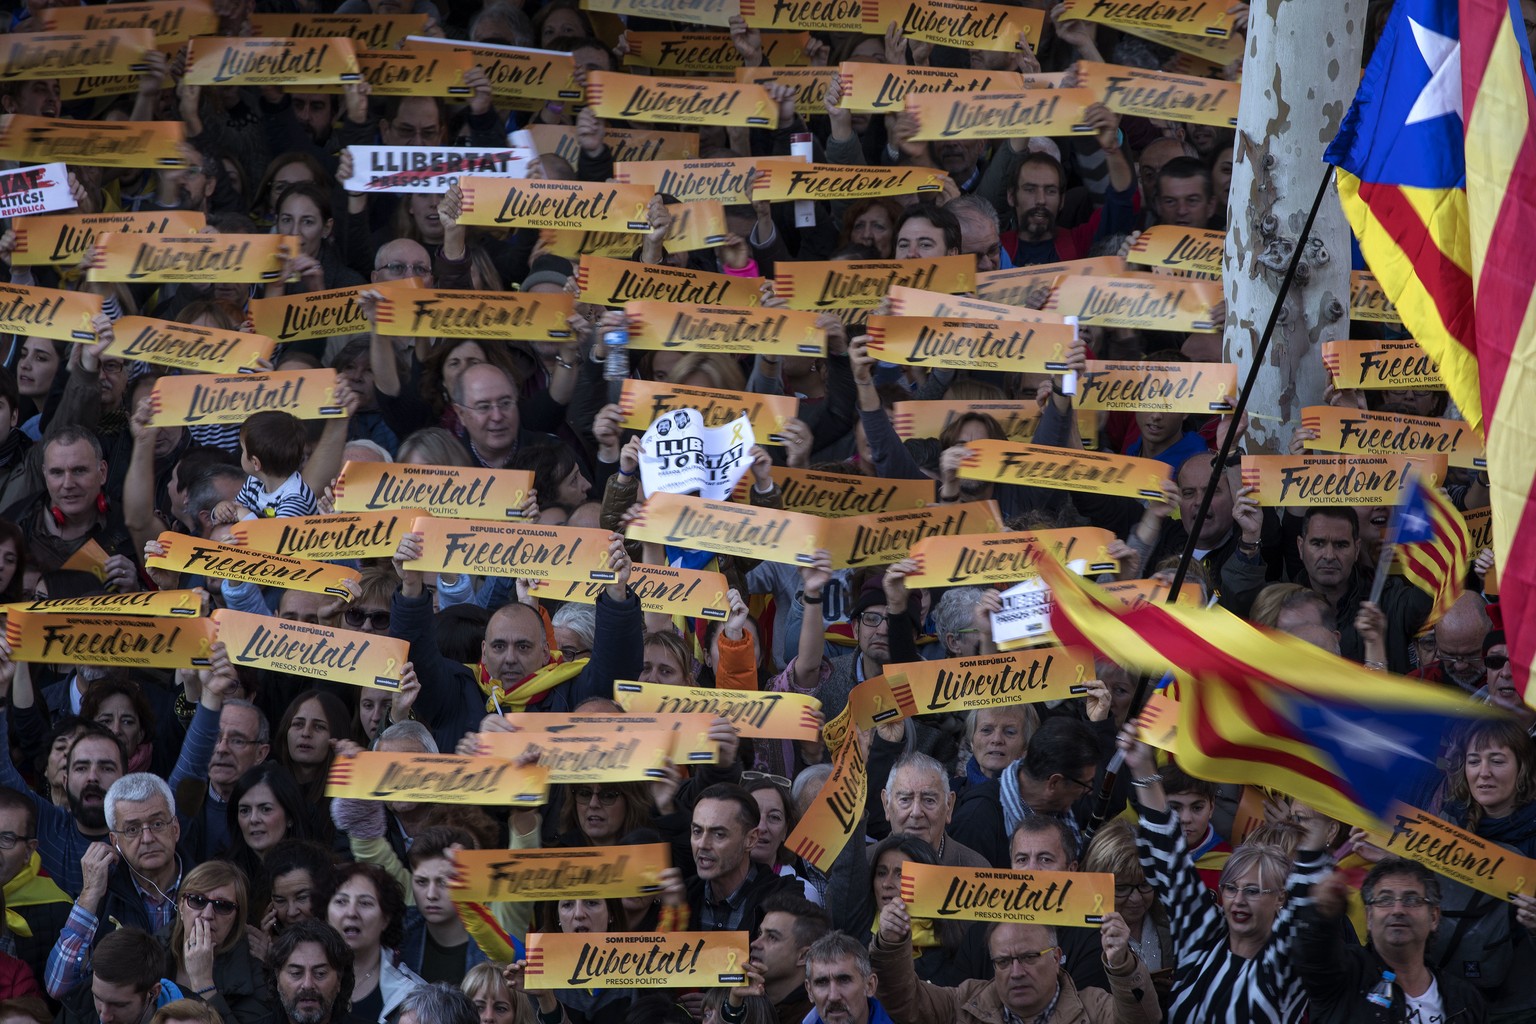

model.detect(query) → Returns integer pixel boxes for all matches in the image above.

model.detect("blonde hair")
[171,860,250,960]
[664,353,746,392]
[462,963,533,1024]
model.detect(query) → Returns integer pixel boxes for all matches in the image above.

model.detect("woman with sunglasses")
[1119,725,1334,1024]
[170,860,276,1024]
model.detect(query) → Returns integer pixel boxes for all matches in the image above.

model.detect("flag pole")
[1369,473,1415,604]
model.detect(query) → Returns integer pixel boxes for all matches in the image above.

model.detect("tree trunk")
[1223,0,1365,453]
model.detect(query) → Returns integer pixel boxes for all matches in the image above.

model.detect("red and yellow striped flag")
[1393,475,1473,627]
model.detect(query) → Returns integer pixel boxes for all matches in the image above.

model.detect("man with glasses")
[449,364,550,470]
[1298,859,1485,1023]
[44,775,186,1000]
[1410,592,1493,693]
[0,786,72,987]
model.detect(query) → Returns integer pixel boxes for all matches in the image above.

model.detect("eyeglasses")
[1486,653,1510,671]
[1219,883,1278,901]
[456,397,517,418]
[1365,892,1436,908]
[215,732,260,751]
[183,892,239,916]
[100,360,126,375]
[1115,883,1154,899]
[990,947,1059,970]
[343,607,391,631]
[858,611,890,628]
[742,771,791,787]
[375,261,433,277]
[1060,774,1096,792]
[573,787,622,806]
[1435,646,1485,666]
[114,818,173,840]
[0,832,33,850]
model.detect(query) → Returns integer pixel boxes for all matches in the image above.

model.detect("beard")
[1017,204,1057,241]
[281,987,333,1024]
[68,785,106,830]
[1445,662,1487,692]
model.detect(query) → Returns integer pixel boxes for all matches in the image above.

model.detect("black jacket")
[684,863,797,939]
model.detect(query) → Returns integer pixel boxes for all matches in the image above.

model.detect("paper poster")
[341,145,532,193]
[308,47,472,97]
[991,576,1053,647]
[406,518,619,582]
[523,932,750,988]
[477,728,680,782]
[885,647,1095,715]
[214,608,406,691]
[104,316,274,375]
[741,0,861,31]
[334,462,533,520]
[578,255,762,307]
[586,71,778,129]
[906,528,1120,586]
[662,200,731,253]
[0,116,185,169]
[540,231,642,261]
[1077,60,1240,128]
[249,280,420,345]
[1464,505,1493,552]
[1136,690,1182,752]
[13,211,202,266]
[4,613,213,669]
[735,67,831,118]
[42,0,215,44]
[626,492,823,566]
[58,75,139,101]
[614,156,758,204]
[1056,0,1236,38]
[960,439,1172,500]
[449,845,672,902]
[752,160,948,201]
[528,564,733,621]
[731,466,933,518]
[893,400,1095,446]
[639,409,755,501]
[823,501,1003,570]
[0,163,72,218]
[0,281,102,343]
[230,510,429,561]
[1075,360,1236,413]
[625,31,812,71]
[619,379,797,444]
[862,0,1043,49]
[1048,274,1222,331]
[589,0,736,26]
[616,681,822,741]
[326,751,549,806]
[61,539,110,584]
[1301,405,1485,471]
[1126,225,1227,275]
[372,285,574,341]
[457,178,653,233]
[0,30,154,80]
[909,88,1097,141]
[528,124,698,166]
[1240,454,1449,506]
[1364,803,1536,903]
[977,256,1127,307]
[1351,270,1402,323]
[1099,578,1208,610]
[867,315,1075,373]
[786,726,866,870]
[1132,23,1243,62]
[837,63,1028,114]
[89,233,296,284]
[186,37,361,86]
[624,301,824,357]
[774,256,976,310]
[498,712,720,765]
[0,590,203,618]
[403,36,582,101]
[146,532,361,598]
[148,370,344,427]
[901,863,1112,925]
[249,12,427,48]
[1322,339,1443,390]
[888,286,1061,324]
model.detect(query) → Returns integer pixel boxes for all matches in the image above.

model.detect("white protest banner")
[991,577,1052,648]
[639,408,754,501]
[341,139,533,193]
[0,163,74,218]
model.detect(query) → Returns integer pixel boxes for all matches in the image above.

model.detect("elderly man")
[802,932,893,1024]
[1411,593,1493,692]
[878,753,989,868]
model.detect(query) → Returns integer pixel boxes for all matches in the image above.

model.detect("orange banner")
[1099,578,1204,610]
[1049,274,1221,331]
[406,518,619,583]
[627,492,822,566]
[147,370,344,427]
[326,751,549,806]
[613,158,762,205]
[404,38,582,102]
[577,255,762,308]
[867,314,1076,372]
[625,31,812,71]
[214,608,407,692]
[618,378,798,443]
[248,13,427,48]
[449,845,672,902]
[1321,339,1443,390]
[230,510,427,562]
[624,302,825,357]
[1077,60,1240,128]
[786,726,865,870]
[774,256,976,310]
[11,210,203,267]
[662,200,731,254]
[535,564,734,620]
[837,63,1028,114]
[1240,454,1450,506]
[1126,225,1226,275]
[0,116,184,169]
[1351,270,1402,323]
[42,1,215,44]
[372,285,575,341]
[1301,405,1485,471]
[1133,24,1243,62]
[901,862,1112,925]
[731,466,934,517]
[524,931,750,988]
[906,528,1121,585]
[186,37,361,86]
[478,727,679,782]
[499,712,720,765]
[0,30,154,80]
[334,462,533,520]
[1075,360,1237,413]
[1464,506,1493,553]
[3,613,214,669]
[910,88,1097,141]
[309,46,472,97]
[587,71,778,129]
[959,438,1172,500]
[529,124,697,166]
[0,282,102,343]
[752,160,948,201]
[0,590,202,618]
[735,67,831,118]
[457,178,653,233]
[977,256,1127,307]
[249,279,421,345]
[862,0,1043,48]
[886,647,1095,714]
[588,0,735,26]
[146,532,360,599]
[616,681,821,741]
[1364,803,1536,903]
[89,233,296,284]
[888,286,1063,324]
[893,399,1097,446]
[104,316,274,375]
[741,0,862,32]
[823,501,1004,570]
[1057,0,1235,38]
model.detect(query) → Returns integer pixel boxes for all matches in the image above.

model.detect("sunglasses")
[183,892,239,916]
[343,608,391,630]
[1486,653,1510,671]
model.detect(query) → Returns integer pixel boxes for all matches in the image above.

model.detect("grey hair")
[1360,857,1442,907]
[224,698,270,745]
[105,772,176,830]
[792,764,834,816]
[1219,842,1293,897]
[342,439,391,463]
[551,603,597,650]
[187,465,246,522]
[379,721,438,754]
[43,424,104,462]
[803,932,872,982]
[397,983,478,1024]
[886,751,950,796]
[932,586,986,643]
[943,194,1000,229]
[469,1,535,46]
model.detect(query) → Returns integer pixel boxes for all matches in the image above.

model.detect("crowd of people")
[0,0,1529,1023]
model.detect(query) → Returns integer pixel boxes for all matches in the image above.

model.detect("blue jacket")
[803,998,896,1024]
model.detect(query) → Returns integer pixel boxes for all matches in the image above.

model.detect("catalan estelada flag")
[1326,0,1536,703]
[1394,473,1472,626]
[1036,552,1495,827]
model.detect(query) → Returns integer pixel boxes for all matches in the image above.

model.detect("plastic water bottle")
[1365,970,1396,1008]
[602,326,630,382]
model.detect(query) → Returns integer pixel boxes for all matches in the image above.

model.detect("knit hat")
[521,255,574,292]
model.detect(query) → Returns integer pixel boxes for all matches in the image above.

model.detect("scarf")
[0,430,24,472]
[1000,757,1032,838]
[3,853,72,937]
[475,657,587,713]
[964,756,990,788]
[127,741,153,774]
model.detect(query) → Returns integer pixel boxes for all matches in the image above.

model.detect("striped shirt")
[236,472,316,519]
[1138,807,1328,1024]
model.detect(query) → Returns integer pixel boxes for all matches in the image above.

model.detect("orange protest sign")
[774,256,976,310]
[1240,454,1450,506]
[147,370,345,427]
[230,510,429,562]
[404,38,582,102]
[586,71,778,129]
[1077,60,1240,128]
[88,233,296,284]
[819,675,916,755]
[1049,274,1222,331]
[145,532,361,599]
[104,317,274,375]
[0,116,185,169]
[333,462,533,520]
[539,231,642,261]
[893,399,1096,445]
[624,31,812,71]
[1098,578,1204,609]
[906,529,1121,586]
[499,712,720,765]
[529,124,697,166]
[837,63,1029,114]
[214,609,407,692]
[1321,339,1443,390]
[405,518,619,583]
[616,681,822,741]
[372,285,575,341]
[186,37,361,86]
[735,67,831,118]
[1301,405,1485,471]
[248,12,427,48]
[901,863,1112,925]
[0,30,154,80]
[3,613,214,669]
[577,256,762,308]
[862,0,1045,49]
[326,751,549,806]
[752,160,948,201]
[626,492,823,566]
[662,200,731,253]
[787,728,866,870]
[0,282,102,343]
[1132,24,1243,62]
[0,590,203,618]
[1126,225,1227,275]
[309,47,472,96]
[909,88,1097,140]
[456,178,653,233]
[741,0,862,31]
[529,566,729,622]
[587,0,735,26]
[959,439,1172,500]
[1351,270,1402,323]
[449,845,672,902]
[249,279,421,345]
[477,728,678,782]
[888,286,1064,324]
[977,257,1127,307]
[42,1,215,45]
[1365,804,1536,903]
[618,378,798,443]
[867,314,1076,372]
[1136,690,1182,753]
[1464,506,1493,552]
[885,646,1095,715]
[823,501,1004,570]
[523,932,750,988]
[1057,0,1236,38]
[731,466,934,517]
[11,210,203,267]
[625,301,825,358]
[1075,360,1237,413]
[614,156,758,204]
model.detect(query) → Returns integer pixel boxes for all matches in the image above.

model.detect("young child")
[1157,762,1231,891]
[216,411,317,521]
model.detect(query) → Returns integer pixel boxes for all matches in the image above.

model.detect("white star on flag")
[1405,17,1462,125]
